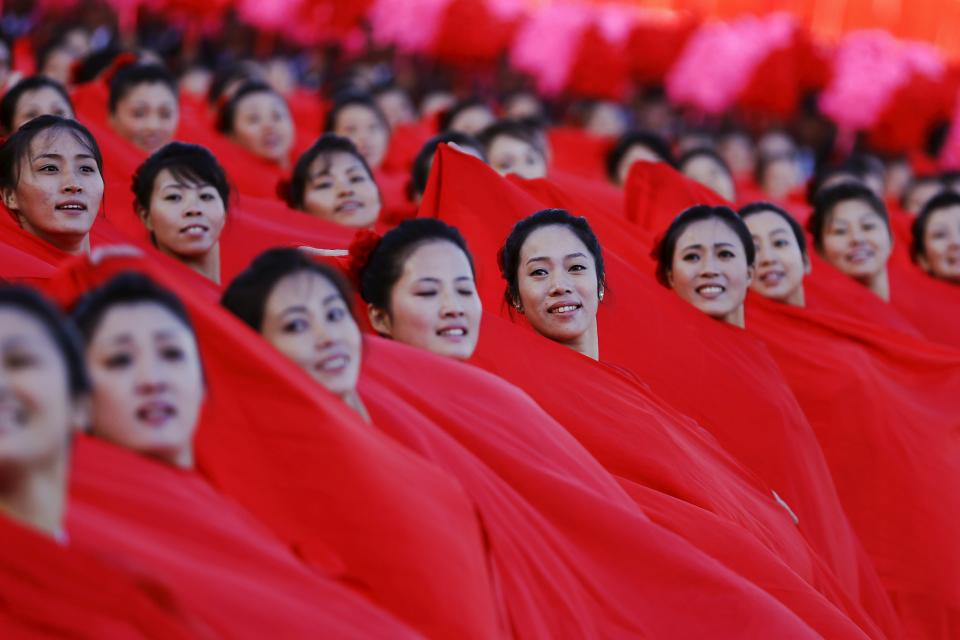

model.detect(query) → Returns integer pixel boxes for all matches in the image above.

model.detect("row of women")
[0,38,958,640]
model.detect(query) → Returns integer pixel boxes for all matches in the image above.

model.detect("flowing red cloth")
[0,515,204,639]
[381,120,435,175]
[748,293,960,638]
[419,145,898,635]
[624,15,699,85]
[359,336,858,638]
[66,436,421,638]
[467,314,893,639]
[547,127,615,182]
[431,0,521,67]
[42,254,506,640]
[566,24,629,101]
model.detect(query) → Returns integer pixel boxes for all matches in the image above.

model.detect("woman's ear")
[666,269,675,289]
[803,254,812,275]
[136,206,153,231]
[2,187,19,212]
[917,254,932,273]
[745,265,755,286]
[367,305,392,337]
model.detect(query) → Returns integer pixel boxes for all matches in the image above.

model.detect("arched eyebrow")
[526,252,587,266]
[32,152,97,163]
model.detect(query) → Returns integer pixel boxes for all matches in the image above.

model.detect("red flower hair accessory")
[346,228,382,289]
[101,52,139,87]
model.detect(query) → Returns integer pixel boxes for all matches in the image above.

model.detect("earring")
[513,302,523,313]
[599,290,605,302]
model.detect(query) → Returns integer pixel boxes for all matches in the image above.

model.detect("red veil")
[42,253,505,640]
[419,145,899,636]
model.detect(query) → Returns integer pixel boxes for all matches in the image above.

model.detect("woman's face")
[261,271,362,399]
[334,105,389,170]
[919,205,960,283]
[85,302,204,468]
[682,155,736,201]
[142,169,226,259]
[303,152,380,228]
[761,156,799,200]
[668,218,753,324]
[2,130,104,251]
[448,106,494,137]
[820,199,892,283]
[12,87,74,132]
[111,83,179,153]
[371,241,482,360]
[41,47,76,87]
[0,307,84,472]
[232,92,294,164]
[616,144,662,185]
[487,135,547,180]
[745,211,808,305]
[517,225,599,347]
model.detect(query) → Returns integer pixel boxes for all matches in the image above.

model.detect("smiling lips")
[695,283,726,299]
[55,200,87,215]
[0,400,27,433]
[845,246,876,265]
[547,302,581,315]
[180,223,209,237]
[437,326,468,339]
[314,353,350,374]
[136,400,177,428]
[758,270,785,287]
[335,200,364,215]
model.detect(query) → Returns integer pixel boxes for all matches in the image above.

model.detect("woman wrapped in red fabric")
[808,183,893,301]
[361,218,482,360]
[653,204,755,328]
[498,208,603,360]
[216,80,294,170]
[678,147,737,202]
[221,249,370,420]
[477,119,548,180]
[325,92,391,172]
[439,98,496,137]
[282,134,382,229]
[131,142,227,284]
[0,285,88,539]
[0,115,104,256]
[606,129,675,186]
[0,75,74,135]
[409,132,485,204]
[740,201,811,306]
[107,63,179,154]
[68,271,421,637]
[911,191,960,284]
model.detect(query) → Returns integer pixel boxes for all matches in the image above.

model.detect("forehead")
[27,128,93,159]
[93,302,191,341]
[237,92,286,113]
[489,134,536,156]
[676,217,743,249]
[684,154,723,172]
[928,204,960,224]
[122,82,177,103]
[267,270,340,309]
[309,150,365,175]
[402,240,472,277]
[153,167,211,189]
[19,86,67,105]
[745,210,792,235]
[623,144,660,163]
[521,224,590,258]
[0,307,56,346]
[337,104,380,126]
[829,198,882,222]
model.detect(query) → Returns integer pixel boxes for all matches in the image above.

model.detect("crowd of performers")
[0,4,959,639]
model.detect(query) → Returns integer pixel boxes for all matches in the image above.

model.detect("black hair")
[285,133,376,210]
[653,205,755,287]
[72,272,195,344]
[0,285,89,398]
[359,218,475,311]
[206,60,262,106]
[131,142,230,213]
[808,182,890,253]
[438,98,492,133]
[324,91,389,133]
[70,47,123,85]
[900,174,943,211]
[498,208,606,309]
[410,132,485,199]
[221,247,356,331]
[606,130,675,183]
[216,80,284,134]
[476,119,546,158]
[805,164,862,204]
[108,63,178,114]
[739,201,808,257]
[911,190,960,261]
[0,76,74,134]
[0,115,102,190]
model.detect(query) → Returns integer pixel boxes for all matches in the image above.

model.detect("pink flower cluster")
[666,12,796,115]
[819,29,945,131]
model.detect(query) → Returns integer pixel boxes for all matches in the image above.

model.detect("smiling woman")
[0,115,104,256]
[654,205,755,328]
[284,133,381,228]
[740,202,810,306]
[132,142,230,283]
[217,81,294,169]
[108,63,179,154]
[498,209,606,360]
[356,219,482,361]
